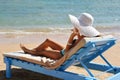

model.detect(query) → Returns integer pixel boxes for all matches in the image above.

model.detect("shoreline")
[0,28,120,45]
[0,25,120,33]
[0,26,120,38]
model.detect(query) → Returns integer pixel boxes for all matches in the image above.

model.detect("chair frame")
[4,37,120,80]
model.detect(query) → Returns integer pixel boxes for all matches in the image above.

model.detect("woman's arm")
[65,28,85,52]
[65,32,77,52]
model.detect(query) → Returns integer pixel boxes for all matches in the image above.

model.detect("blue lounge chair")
[3,35,120,80]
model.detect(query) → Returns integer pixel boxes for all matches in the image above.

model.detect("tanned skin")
[20,27,84,60]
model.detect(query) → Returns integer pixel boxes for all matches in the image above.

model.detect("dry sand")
[0,33,120,80]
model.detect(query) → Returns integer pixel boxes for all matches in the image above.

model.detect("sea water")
[0,0,120,32]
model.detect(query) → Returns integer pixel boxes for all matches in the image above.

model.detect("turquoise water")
[0,0,120,30]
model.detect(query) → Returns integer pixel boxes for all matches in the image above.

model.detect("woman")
[20,13,100,60]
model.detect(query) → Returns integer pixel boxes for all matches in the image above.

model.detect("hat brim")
[69,14,100,37]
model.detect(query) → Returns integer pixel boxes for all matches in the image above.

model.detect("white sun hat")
[69,13,100,37]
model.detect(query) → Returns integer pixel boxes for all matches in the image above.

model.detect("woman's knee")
[45,38,50,42]
[45,38,53,43]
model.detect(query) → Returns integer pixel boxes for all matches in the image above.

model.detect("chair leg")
[5,57,12,78]
[79,60,94,77]
[100,54,114,68]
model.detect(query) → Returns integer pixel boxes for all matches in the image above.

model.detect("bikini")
[60,36,100,56]
[60,49,65,56]
[60,39,77,56]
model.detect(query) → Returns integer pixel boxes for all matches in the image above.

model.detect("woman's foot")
[20,44,37,55]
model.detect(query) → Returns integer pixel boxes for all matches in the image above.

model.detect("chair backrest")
[58,35,116,70]
[80,37,115,63]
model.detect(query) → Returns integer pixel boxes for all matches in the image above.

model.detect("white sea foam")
[0,27,71,35]
[0,26,119,35]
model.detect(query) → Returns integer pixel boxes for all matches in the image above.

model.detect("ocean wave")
[0,27,71,35]
[0,26,119,35]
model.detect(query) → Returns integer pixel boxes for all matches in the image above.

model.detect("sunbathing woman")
[20,13,100,60]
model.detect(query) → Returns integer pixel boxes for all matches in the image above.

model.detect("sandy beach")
[0,32,120,80]
[0,0,120,79]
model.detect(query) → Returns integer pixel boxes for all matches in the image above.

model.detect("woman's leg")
[20,44,62,60]
[34,39,64,51]
[36,50,62,60]
[20,44,37,55]
[20,39,64,59]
